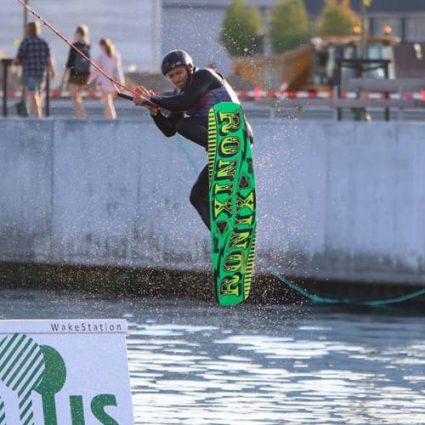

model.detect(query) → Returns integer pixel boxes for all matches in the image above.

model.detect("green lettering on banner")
[0,330,128,424]
[70,395,85,425]
[34,345,66,425]
[0,333,45,425]
[91,394,119,425]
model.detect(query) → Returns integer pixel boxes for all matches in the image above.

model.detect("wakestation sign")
[0,319,134,425]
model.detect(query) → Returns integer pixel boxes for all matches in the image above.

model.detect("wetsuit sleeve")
[152,111,182,137]
[150,70,214,112]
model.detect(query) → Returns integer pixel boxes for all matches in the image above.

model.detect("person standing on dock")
[88,38,125,119]
[13,21,55,118]
[61,25,91,118]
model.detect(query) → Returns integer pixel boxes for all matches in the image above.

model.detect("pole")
[23,0,28,37]
[45,72,50,117]
[360,0,367,61]
[151,0,161,72]
[2,60,9,117]
[22,0,29,110]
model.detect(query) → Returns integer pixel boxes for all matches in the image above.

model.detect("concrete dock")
[1,117,425,302]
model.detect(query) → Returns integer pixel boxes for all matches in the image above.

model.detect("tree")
[316,0,360,37]
[269,0,310,54]
[220,0,264,57]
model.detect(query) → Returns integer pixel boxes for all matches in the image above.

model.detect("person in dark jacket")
[133,50,253,230]
[61,25,91,118]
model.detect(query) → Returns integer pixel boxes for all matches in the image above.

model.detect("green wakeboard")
[208,102,257,306]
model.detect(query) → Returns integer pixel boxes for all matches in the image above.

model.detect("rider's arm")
[150,69,215,112]
[151,111,183,137]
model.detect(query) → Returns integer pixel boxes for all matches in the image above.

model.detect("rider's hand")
[133,86,157,108]
[133,93,149,106]
[149,105,159,116]
[134,85,154,97]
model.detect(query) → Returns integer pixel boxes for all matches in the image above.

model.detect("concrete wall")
[1,117,425,286]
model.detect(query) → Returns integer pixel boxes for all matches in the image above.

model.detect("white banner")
[0,319,134,425]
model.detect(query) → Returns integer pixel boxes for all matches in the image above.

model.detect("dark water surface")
[0,289,424,424]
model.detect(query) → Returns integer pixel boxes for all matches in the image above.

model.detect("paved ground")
[3,98,425,121]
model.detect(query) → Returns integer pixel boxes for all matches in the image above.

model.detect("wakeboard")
[208,102,256,306]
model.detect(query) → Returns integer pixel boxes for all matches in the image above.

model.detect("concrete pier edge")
[1,117,425,306]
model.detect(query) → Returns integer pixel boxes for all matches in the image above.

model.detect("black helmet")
[161,50,193,75]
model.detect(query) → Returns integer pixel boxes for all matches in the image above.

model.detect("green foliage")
[269,0,310,54]
[317,0,360,37]
[220,0,264,57]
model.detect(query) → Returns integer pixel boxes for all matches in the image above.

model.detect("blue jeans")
[23,75,43,92]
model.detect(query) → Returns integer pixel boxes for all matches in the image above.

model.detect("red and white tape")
[1,88,425,101]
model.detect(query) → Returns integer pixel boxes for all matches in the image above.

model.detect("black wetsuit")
[150,67,253,230]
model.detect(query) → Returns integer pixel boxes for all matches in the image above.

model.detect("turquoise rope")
[172,133,425,307]
[260,258,425,307]
[175,135,200,177]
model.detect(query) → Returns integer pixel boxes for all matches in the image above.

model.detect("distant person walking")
[62,25,91,118]
[88,38,124,119]
[13,21,55,118]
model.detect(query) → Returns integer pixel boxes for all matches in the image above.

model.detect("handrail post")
[336,58,342,121]
[1,58,13,117]
[45,72,50,117]
[384,63,390,121]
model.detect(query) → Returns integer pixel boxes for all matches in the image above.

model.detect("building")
[162,0,425,76]
[303,0,425,42]
[2,0,424,77]
[304,0,425,78]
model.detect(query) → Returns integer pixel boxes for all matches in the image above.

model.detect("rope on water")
[260,258,425,307]
[175,135,200,177]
